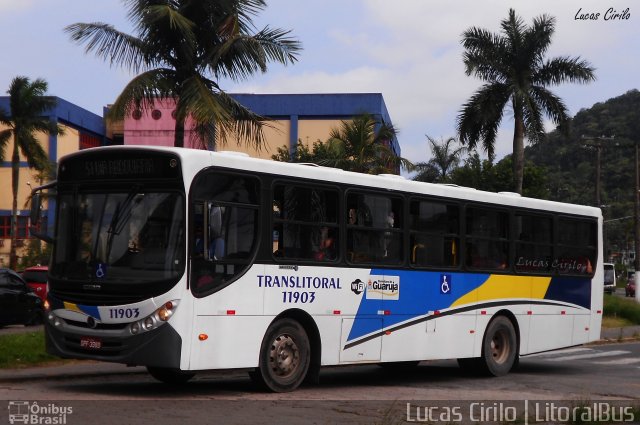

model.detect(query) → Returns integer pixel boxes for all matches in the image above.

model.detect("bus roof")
[71,146,602,219]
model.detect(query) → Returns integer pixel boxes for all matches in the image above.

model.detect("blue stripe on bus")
[545,276,591,309]
[347,270,489,341]
[347,270,592,343]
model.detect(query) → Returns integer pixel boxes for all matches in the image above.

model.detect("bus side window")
[409,199,460,268]
[347,193,402,264]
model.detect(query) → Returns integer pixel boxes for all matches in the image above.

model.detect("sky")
[0,0,637,167]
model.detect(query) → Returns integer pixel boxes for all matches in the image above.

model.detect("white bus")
[31,146,603,392]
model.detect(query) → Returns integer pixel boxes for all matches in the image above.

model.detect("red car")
[626,280,636,298]
[21,266,48,302]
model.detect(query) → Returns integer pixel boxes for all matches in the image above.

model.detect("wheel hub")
[269,334,300,377]
[490,329,510,364]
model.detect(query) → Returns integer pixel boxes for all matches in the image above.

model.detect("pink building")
[123,99,201,148]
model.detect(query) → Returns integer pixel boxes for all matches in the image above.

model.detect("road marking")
[546,350,630,362]
[592,357,640,365]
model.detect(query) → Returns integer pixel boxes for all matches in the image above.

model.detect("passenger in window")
[312,226,336,261]
[209,205,225,260]
[347,207,370,262]
[383,211,395,257]
[348,208,357,225]
[194,225,205,257]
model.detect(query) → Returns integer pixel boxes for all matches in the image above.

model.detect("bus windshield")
[51,189,185,286]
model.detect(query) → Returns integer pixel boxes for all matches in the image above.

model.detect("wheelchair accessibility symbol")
[440,274,452,294]
[95,263,107,279]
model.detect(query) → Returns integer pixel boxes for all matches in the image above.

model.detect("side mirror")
[29,182,56,244]
[30,193,42,224]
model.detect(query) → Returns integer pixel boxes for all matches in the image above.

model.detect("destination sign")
[58,149,182,181]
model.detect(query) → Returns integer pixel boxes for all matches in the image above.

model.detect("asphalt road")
[1,341,639,424]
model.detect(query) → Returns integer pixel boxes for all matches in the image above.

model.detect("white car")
[603,263,616,294]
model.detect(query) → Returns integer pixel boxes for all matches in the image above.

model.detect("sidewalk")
[1,327,639,383]
[599,325,640,341]
[0,360,146,383]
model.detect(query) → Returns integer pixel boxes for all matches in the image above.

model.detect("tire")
[253,318,310,392]
[480,316,518,377]
[147,367,195,384]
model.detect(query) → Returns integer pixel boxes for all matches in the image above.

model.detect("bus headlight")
[143,317,155,330]
[129,300,178,335]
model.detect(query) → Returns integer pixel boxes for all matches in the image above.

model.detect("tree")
[413,136,466,183]
[322,113,413,174]
[271,139,337,164]
[66,0,301,149]
[449,151,548,198]
[0,76,62,269]
[457,8,595,194]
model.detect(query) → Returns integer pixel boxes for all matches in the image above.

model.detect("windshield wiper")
[106,186,142,256]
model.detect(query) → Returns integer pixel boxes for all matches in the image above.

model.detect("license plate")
[80,336,102,350]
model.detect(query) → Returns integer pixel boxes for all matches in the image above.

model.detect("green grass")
[601,316,634,328]
[0,330,62,369]
[603,294,640,325]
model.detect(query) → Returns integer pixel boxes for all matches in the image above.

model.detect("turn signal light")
[158,303,175,321]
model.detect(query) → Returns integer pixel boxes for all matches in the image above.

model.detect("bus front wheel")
[480,316,517,376]
[253,318,310,392]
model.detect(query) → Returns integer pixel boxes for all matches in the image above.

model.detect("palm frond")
[208,27,301,81]
[533,56,596,86]
[17,132,49,170]
[0,129,12,160]
[457,83,510,157]
[179,76,269,150]
[65,22,147,72]
[528,86,570,138]
[107,69,176,120]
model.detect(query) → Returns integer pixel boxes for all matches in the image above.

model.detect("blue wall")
[230,93,400,155]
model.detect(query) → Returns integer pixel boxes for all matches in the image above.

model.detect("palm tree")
[457,8,595,194]
[413,136,466,183]
[0,76,62,269]
[323,113,413,174]
[65,0,301,149]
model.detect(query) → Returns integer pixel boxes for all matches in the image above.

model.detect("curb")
[0,362,146,383]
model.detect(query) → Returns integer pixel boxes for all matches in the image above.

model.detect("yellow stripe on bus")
[451,274,552,307]
[63,302,82,313]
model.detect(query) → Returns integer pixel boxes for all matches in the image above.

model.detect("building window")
[152,110,162,120]
[79,133,101,150]
[0,216,30,239]
[132,109,142,120]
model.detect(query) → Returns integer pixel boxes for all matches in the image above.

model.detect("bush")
[603,295,640,325]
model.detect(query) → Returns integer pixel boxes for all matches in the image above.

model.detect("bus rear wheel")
[253,318,310,392]
[480,316,517,376]
[147,367,195,384]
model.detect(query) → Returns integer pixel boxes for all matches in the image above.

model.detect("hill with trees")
[527,89,640,258]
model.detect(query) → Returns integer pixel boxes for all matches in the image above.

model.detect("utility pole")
[582,135,615,208]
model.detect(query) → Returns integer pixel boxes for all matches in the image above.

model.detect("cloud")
[0,0,33,13]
